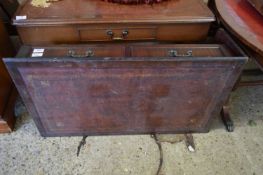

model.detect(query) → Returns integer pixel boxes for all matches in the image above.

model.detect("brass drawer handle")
[168,50,193,57]
[68,50,94,58]
[107,30,129,40]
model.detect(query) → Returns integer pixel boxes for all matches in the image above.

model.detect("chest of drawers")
[4,29,247,136]
[4,0,249,136]
[13,0,215,45]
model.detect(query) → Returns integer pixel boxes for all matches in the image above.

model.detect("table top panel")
[215,0,263,58]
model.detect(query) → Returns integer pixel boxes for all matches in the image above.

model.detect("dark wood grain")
[0,18,16,133]
[14,0,215,44]
[4,30,247,137]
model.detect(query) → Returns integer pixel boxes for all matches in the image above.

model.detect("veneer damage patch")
[31,0,60,8]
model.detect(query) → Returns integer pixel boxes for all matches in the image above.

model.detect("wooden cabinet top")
[14,0,215,25]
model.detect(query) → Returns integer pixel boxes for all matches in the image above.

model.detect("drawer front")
[27,45,127,58]
[4,56,246,136]
[130,45,233,57]
[23,44,232,59]
[79,27,157,42]
[17,23,211,45]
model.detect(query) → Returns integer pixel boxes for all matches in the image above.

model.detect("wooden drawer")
[17,23,212,44]
[4,30,247,137]
[130,44,233,57]
[20,44,233,59]
[79,26,157,42]
[14,0,215,45]
[23,45,127,58]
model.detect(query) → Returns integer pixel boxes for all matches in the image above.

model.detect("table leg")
[221,105,234,132]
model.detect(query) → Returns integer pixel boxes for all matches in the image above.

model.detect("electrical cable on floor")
[151,134,163,175]
[77,136,88,157]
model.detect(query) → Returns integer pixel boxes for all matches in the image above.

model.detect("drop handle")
[68,50,94,58]
[107,30,129,40]
[168,50,193,57]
